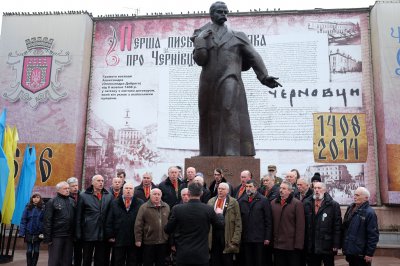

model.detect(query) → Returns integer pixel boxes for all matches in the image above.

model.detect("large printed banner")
[0,14,93,197]
[86,10,377,204]
[371,3,400,204]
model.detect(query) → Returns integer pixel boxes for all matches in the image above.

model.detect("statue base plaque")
[185,156,260,188]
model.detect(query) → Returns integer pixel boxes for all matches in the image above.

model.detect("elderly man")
[295,178,313,202]
[207,182,241,266]
[271,180,305,266]
[342,187,379,266]
[134,172,157,202]
[303,182,342,266]
[180,188,190,204]
[159,166,183,208]
[105,182,143,266]
[109,177,123,199]
[165,183,224,266]
[76,175,113,266]
[233,170,252,200]
[238,180,272,266]
[193,175,212,203]
[178,167,197,200]
[67,177,80,204]
[66,177,82,266]
[285,171,299,195]
[191,1,280,156]
[258,174,279,201]
[43,181,75,266]
[135,188,170,266]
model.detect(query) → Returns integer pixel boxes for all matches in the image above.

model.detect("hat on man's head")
[311,172,321,183]
[268,165,277,171]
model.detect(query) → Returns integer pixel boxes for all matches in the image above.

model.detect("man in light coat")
[207,182,242,266]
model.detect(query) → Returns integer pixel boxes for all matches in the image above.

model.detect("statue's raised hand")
[262,76,282,88]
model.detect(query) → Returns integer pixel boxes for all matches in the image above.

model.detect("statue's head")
[210,1,228,25]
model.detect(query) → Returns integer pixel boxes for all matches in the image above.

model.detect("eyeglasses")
[268,169,275,172]
[214,173,221,176]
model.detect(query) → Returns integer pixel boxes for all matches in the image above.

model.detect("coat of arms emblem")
[3,37,70,108]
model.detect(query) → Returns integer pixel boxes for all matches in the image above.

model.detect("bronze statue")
[191,1,281,156]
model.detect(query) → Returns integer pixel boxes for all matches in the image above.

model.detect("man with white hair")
[66,177,82,266]
[208,182,242,266]
[295,178,313,202]
[193,175,212,203]
[105,182,144,265]
[76,175,113,266]
[303,182,342,266]
[158,166,183,208]
[180,188,190,204]
[44,181,75,266]
[342,187,379,266]
[135,188,170,266]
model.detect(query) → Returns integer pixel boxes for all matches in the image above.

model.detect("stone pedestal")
[185,156,260,188]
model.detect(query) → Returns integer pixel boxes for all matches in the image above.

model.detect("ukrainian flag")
[12,145,37,225]
[0,109,9,212]
[1,126,18,224]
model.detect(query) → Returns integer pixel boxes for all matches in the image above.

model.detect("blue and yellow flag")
[12,145,37,225]
[0,108,9,211]
[1,126,18,224]
[0,108,6,147]
[0,146,9,212]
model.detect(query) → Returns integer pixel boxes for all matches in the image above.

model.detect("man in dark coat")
[271,180,305,266]
[191,1,281,156]
[342,187,379,266]
[177,167,197,201]
[158,166,182,208]
[134,172,157,202]
[108,177,123,199]
[258,174,279,202]
[44,181,75,266]
[194,175,212,203]
[164,182,224,266]
[105,182,144,266]
[76,175,113,266]
[303,182,342,266]
[233,170,252,201]
[238,179,272,266]
[295,178,313,202]
[67,177,82,266]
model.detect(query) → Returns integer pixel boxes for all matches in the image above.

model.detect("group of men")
[43,165,379,266]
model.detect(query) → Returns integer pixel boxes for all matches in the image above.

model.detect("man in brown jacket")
[208,182,242,266]
[134,188,170,266]
[271,180,305,266]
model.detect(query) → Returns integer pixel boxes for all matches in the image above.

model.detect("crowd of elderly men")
[43,165,379,266]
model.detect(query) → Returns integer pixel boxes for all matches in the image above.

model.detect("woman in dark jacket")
[19,192,45,266]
